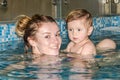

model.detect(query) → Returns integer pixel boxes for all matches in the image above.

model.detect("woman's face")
[33,22,62,55]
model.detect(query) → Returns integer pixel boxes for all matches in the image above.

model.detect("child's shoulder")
[82,39,96,54]
[84,39,95,47]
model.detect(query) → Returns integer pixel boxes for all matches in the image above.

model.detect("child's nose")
[73,30,77,36]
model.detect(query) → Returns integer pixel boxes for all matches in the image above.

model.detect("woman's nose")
[52,36,59,43]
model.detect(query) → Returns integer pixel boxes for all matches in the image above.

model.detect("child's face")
[67,19,93,43]
[32,22,62,55]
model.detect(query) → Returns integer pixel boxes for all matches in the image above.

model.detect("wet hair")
[66,9,92,27]
[15,14,57,52]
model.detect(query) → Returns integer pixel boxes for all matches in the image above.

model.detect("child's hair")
[15,14,57,52]
[66,9,92,27]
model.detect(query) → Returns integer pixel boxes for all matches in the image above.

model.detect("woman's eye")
[56,33,60,37]
[45,35,50,38]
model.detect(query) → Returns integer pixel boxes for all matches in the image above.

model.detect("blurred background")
[0,0,120,21]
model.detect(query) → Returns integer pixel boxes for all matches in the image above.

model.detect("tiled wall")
[92,16,120,38]
[0,16,120,45]
[0,22,21,43]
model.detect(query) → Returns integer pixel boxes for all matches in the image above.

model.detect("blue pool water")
[0,34,120,80]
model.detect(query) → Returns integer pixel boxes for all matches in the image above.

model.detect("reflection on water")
[0,40,120,80]
[101,27,120,32]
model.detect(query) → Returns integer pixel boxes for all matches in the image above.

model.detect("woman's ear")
[87,26,93,36]
[27,37,36,47]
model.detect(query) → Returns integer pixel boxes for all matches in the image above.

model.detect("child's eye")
[68,29,73,31]
[78,29,81,31]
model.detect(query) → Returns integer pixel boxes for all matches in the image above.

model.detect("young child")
[64,9,116,59]
[65,9,96,58]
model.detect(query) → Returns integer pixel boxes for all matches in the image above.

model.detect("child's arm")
[62,41,74,52]
[81,42,96,58]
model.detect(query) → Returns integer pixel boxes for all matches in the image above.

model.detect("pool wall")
[0,16,120,48]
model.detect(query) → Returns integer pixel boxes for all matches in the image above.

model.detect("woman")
[16,14,62,58]
[0,15,63,78]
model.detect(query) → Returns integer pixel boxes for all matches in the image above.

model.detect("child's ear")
[27,37,36,47]
[88,26,93,36]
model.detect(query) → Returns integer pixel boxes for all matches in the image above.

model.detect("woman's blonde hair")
[15,15,31,37]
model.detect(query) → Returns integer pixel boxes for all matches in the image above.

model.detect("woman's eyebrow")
[41,30,60,35]
[42,32,51,35]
